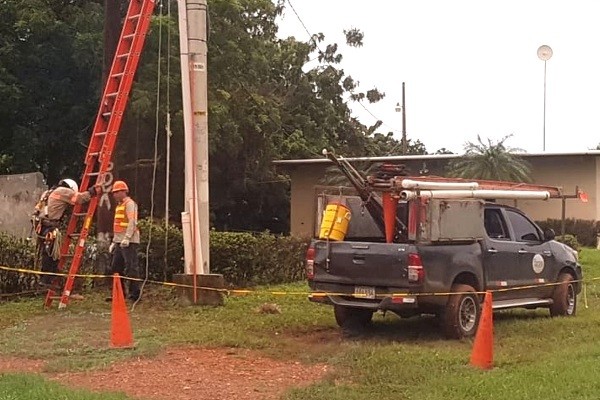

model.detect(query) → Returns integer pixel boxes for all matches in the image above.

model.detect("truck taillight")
[408,253,424,283]
[305,246,315,280]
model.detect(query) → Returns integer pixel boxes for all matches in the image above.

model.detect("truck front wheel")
[333,305,373,329]
[442,284,481,339]
[550,272,577,317]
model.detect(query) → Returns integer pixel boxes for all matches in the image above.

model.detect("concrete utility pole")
[178,0,209,275]
[175,0,224,306]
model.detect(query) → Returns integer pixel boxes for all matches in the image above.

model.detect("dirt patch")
[0,357,45,373]
[52,347,330,400]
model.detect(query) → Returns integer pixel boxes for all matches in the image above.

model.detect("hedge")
[536,218,600,247]
[0,219,311,295]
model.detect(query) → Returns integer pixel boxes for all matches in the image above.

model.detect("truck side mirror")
[544,228,556,241]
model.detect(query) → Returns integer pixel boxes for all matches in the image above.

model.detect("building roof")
[273,150,600,165]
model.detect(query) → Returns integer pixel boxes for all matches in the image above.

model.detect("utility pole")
[175,0,224,306]
[401,82,407,154]
[395,82,408,154]
[178,0,209,275]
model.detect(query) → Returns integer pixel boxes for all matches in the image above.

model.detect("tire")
[442,284,481,339]
[550,272,577,317]
[333,305,373,329]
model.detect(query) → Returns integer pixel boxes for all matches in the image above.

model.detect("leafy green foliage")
[556,234,581,251]
[447,135,531,182]
[0,232,37,294]
[0,0,425,236]
[537,218,600,247]
[210,231,309,286]
[0,223,308,293]
[344,28,364,47]
[137,218,185,282]
[0,0,104,184]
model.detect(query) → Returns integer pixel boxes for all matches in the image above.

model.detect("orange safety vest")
[113,198,138,234]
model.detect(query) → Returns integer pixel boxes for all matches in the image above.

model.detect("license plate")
[354,286,376,299]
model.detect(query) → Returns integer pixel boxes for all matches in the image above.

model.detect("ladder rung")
[123,33,135,40]
[111,72,124,79]
[68,233,81,239]
[73,212,88,217]
[94,131,108,137]
[106,92,118,98]
[116,53,130,59]
[87,172,101,177]
[128,13,141,20]
[88,151,100,157]
[102,112,112,118]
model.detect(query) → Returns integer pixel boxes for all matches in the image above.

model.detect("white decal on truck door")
[532,254,545,274]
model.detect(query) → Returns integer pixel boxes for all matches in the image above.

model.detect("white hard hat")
[59,178,79,192]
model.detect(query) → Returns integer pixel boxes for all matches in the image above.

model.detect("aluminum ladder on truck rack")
[44,0,156,308]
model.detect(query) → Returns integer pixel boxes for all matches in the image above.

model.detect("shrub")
[536,219,600,247]
[137,218,184,282]
[0,232,37,294]
[210,232,310,286]
[0,221,311,295]
[555,234,580,251]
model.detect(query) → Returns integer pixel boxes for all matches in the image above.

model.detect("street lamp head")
[537,45,553,61]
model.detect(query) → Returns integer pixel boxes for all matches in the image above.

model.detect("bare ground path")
[0,347,330,400]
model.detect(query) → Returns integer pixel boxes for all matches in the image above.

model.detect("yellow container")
[319,202,352,241]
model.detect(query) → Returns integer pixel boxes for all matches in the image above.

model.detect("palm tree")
[447,135,531,182]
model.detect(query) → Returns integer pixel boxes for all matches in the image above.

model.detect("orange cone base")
[110,273,134,349]
[469,291,493,369]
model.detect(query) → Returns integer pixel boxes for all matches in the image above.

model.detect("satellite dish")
[537,45,553,61]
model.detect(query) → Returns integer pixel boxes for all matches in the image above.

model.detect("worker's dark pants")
[109,243,140,300]
[38,225,59,285]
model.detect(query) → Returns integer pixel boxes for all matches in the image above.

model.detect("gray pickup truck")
[307,199,582,338]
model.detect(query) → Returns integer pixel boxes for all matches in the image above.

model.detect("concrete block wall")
[0,172,47,239]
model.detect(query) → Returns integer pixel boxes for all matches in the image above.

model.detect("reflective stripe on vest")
[113,198,133,233]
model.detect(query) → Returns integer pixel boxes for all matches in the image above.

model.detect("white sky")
[276,0,600,154]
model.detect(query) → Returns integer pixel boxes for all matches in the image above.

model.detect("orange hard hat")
[111,180,129,193]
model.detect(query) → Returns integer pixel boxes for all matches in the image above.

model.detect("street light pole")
[395,82,407,154]
[537,45,553,152]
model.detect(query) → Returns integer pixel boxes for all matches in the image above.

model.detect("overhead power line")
[284,0,402,135]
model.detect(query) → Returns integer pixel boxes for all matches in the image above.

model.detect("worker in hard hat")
[108,180,141,301]
[33,178,101,286]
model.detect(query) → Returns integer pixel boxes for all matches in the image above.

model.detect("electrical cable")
[132,0,164,310]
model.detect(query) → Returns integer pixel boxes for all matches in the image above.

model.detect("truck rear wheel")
[333,305,373,329]
[442,284,480,339]
[550,272,576,317]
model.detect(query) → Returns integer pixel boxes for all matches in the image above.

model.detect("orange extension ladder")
[45,0,156,308]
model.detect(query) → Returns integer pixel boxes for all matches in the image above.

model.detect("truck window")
[484,209,509,240]
[506,209,541,242]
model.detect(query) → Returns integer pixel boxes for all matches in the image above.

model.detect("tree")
[447,135,531,182]
[0,0,104,183]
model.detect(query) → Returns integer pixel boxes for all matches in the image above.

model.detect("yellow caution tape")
[0,264,596,298]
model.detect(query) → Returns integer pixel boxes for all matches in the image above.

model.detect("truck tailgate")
[313,240,411,287]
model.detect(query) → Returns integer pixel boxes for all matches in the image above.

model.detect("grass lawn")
[1,248,600,399]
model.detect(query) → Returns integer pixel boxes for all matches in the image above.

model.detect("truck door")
[482,207,520,300]
[504,208,556,299]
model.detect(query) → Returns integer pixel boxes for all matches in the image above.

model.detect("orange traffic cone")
[382,193,398,243]
[110,273,134,349]
[469,290,493,369]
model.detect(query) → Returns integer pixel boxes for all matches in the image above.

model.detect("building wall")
[286,155,600,237]
[0,172,47,239]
